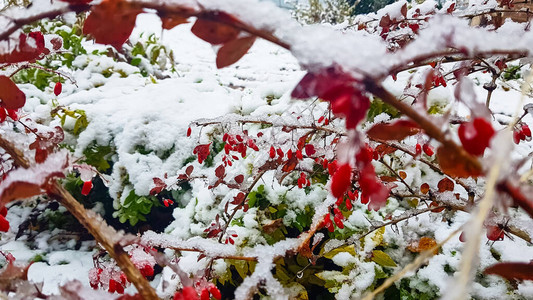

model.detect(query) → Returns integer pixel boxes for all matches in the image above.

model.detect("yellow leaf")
[371,250,397,267]
[322,245,357,260]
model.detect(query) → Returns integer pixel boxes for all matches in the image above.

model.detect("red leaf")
[484,262,533,280]
[281,156,298,172]
[159,13,189,30]
[150,177,166,195]
[191,15,240,45]
[0,181,41,204]
[234,175,244,184]
[193,143,211,164]
[0,32,46,64]
[436,145,482,178]
[0,76,25,110]
[304,144,316,156]
[215,165,225,178]
[185,165,194,176]
[83,0,142,49]
[497,181,533,219]
[216,36,256,68]
[367,120,420,141]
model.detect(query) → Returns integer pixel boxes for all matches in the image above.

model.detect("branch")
[0,136,158,299]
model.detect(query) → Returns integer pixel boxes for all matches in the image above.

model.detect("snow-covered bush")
[0,0,532,299]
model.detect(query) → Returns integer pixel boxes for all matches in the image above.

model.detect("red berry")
[81,180,93,196]
[201,288,210,300]
[335,196,344,206]
[522,124,532,137]
[142,264,154,277]
[324,118,329,125]
[54,81,62,96]
[422,143,434,156]
[318,116,324,123]
[333,216,344,229]
[187,127,192,137]
[209,285,222,300]
[345,199,353,210]
[330,163,352,198]
[269,146,276,158]
[458,118,495,156]
[0,215,9,232]
[180,287,199,300]
[287,149,293,159]
[459,231,466,243]
[486,225,504,241]
[514,129,521,144]
[415,143,422,155]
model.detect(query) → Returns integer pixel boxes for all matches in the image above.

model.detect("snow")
[0,0,531,299]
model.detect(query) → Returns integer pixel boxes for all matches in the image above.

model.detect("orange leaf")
[380,176,397,183]
[367,120,420,141]
[484,262,533,281]
[83,0,142,49]
[437,177,454,192]
[216,36,256,68]
[0,181,41,204]
[408,236,438,255]
[436,145,482,178]
[191,15,240,45]
[0,75,25,110]
[420,183,430,194]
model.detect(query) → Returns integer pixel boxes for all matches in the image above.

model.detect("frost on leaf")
[0,32,46,64]
[0,152,67,206]
[83,0,142,49]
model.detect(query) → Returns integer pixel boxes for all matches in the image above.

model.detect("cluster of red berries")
[0,206,9,232]
[513,122,531,144]
[317,115,330,125]
[0,108,18,123]
[173,284,221,300]
[415,143,434,156]
[221,133,259,166]
[89,268,127,293]
[297,172,310,188]
[323,207,345,232]
[224,231,238,245]
[336,189,358,210]
[432,73,447,87]
[163,199,174,207]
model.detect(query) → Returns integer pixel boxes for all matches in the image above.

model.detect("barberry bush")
[0,0,532,299]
